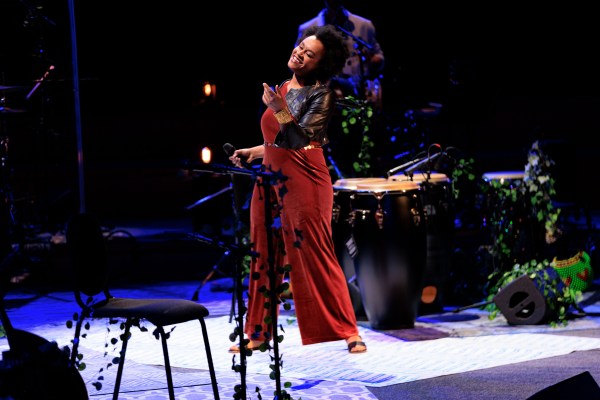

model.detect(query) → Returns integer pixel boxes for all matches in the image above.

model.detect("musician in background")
[297,0,384,106]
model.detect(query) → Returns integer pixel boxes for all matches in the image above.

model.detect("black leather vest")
[274,82,335,150]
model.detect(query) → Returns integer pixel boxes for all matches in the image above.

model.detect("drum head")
[355,180,420,192]
[333,177,387,190]
[483,171,525,184]
[389,171,450,184]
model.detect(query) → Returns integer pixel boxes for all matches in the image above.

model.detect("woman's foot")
[280,281,293,299]
[346,335,367,353]
[228,340,268,353]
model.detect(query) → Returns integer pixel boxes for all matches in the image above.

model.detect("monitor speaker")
[493,268,564,325]
[526,371,600,399]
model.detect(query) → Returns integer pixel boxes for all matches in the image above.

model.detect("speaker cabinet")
[526,371,600,399]
[493,268,564,325]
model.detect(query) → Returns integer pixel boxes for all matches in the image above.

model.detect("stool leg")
[199,318,220,399]
[158,326,176,400]
[113,320,132,400]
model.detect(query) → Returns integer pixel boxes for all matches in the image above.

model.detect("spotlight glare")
[201,147,212,164]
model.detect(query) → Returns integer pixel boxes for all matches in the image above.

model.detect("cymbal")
[0,85,27,92]
[0,106,26,114]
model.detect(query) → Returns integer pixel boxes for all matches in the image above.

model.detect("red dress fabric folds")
[244,81,358,345]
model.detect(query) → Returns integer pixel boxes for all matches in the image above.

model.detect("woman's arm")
[229,145,265,168]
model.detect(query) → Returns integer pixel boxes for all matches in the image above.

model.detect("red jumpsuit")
[244,81,359,345]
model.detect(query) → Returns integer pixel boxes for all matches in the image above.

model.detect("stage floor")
[1,210,600,399]
[2,276,600,399]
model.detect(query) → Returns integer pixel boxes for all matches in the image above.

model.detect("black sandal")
[228,341,270,353]
[347,337,367,353]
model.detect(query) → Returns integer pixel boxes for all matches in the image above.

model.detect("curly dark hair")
[299,25,350,83]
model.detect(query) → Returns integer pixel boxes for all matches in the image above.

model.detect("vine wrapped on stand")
[228,164,296,400]
[336,96,376,177]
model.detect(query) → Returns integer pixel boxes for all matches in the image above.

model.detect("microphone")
[404,151,443,175]
[223,142,250,168]
[386,146,445,178]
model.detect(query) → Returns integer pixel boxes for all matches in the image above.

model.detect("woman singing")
[228,25,366,354]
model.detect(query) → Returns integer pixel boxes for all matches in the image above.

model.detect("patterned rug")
[3,283,600,399]
[14,309,600,400]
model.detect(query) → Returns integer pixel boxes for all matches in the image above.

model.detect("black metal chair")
[65,213,220,399]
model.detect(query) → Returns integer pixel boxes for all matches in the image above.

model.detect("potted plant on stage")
[482,141,592,327]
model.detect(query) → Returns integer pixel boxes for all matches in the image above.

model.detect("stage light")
[201,147,212,164]
[202,81,216,99]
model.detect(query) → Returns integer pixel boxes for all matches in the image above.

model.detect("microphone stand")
[386,151,443,179]
[335,25,373,50]
[191,163,256,177]
[451,300,494,313]
[188,231,255,318]
[404,151,443,178]
[260,166,287,398]
[188,163,288,399]
[232,165,287,399]
[387,155,428,178]
[186,164,253,317]
[335,25,373,102]
[185,185,232,211]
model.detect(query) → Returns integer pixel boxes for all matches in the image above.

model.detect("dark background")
[1,1,599,228]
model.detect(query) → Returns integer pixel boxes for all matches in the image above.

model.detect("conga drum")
[389,171,454,314]
[350,180,427,329]
[332,177,387,319]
